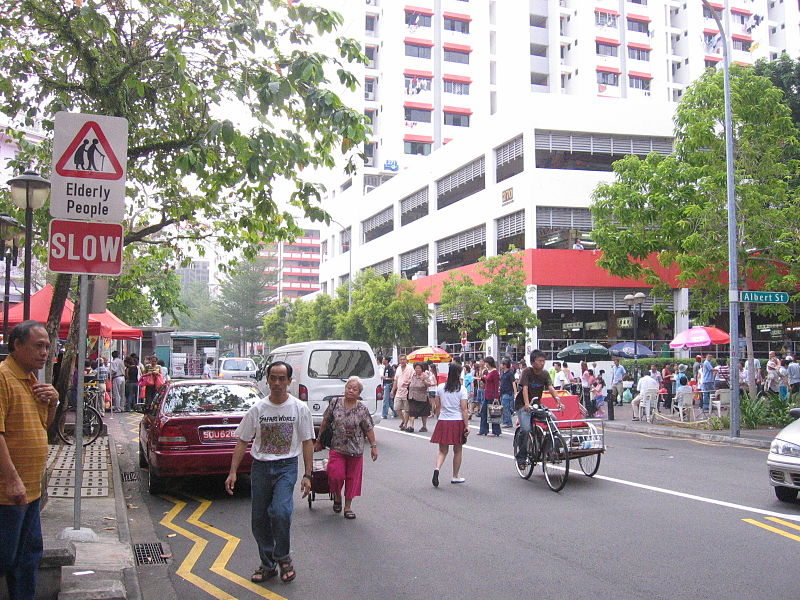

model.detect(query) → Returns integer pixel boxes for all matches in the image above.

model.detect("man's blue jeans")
[250,457,297,568]
[479,397,501,435]
[0,498,43,600]
[500,393,514,426]
[382,383,395,418]
[701,382,714,410]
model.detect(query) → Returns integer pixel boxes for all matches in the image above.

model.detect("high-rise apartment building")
[260,229,321,302]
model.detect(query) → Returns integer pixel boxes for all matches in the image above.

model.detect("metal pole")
[23,202,32,322]
[348,240,352,311]
[2,248,12,342]
[73,275,89,529]
[633,307,638,385]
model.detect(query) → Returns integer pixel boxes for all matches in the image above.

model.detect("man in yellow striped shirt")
[0,321,59,600]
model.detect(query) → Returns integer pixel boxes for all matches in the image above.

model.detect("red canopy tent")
[0,285,112,338]
[89,310,142,340]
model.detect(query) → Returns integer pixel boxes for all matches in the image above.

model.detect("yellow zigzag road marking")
[743,517,800,542]
[160,495,238,600]
[185,494,288,600]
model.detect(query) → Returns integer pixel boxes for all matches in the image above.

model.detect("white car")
[767,407,800,502]
[218,357,258,381]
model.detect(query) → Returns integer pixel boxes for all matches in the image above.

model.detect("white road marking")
[376,424,800,523]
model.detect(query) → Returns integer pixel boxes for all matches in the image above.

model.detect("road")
[117,414,800,600]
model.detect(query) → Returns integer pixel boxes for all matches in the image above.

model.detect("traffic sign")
[50,112,128,223]
[739,291,789,304]
[48,219,124,275]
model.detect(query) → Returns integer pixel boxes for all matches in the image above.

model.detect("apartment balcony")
[530,25,549,46]
[530,55,549,73]
[530,0,548,16]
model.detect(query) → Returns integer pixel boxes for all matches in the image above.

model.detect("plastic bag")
[622,389,633,404]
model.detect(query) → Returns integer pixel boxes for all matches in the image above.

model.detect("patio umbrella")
[557,342,610,361]
[669,326,730,349]
[608,342,655,359]
[406,346,452,363]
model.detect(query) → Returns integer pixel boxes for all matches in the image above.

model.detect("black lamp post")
[624,291,647,383]
[0,214,24,350]
[7,171,50,321]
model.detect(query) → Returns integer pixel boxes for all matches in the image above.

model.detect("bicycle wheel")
[542,432,569,492]
[57,405,103,446]
[578,452,601,477]
[513,428,535,479]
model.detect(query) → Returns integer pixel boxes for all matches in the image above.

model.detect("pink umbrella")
[669,326,730,349]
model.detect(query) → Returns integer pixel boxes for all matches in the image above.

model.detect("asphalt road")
[120,415,800,600]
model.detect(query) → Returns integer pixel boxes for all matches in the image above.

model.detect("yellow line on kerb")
[185,495,289,600]
[159,495,238,600]
[742,518,800,542]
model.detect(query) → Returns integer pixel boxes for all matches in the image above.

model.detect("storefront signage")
[562,321,583,331]
[585,321,607,331]
[617,317,633,328]
[756,323,782,332]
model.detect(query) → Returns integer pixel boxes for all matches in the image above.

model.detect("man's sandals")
[251,559,295,584]
[278,559,296,583]
[251,564,277,583]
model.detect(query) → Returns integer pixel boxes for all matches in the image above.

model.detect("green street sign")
[739,291,789,304]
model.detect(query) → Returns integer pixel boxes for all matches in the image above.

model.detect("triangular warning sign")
[54,121,124,180]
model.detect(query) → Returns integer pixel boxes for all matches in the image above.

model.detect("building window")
[629,0,647,4]
[404,141,431,155]
[705,59,721,68]
[340,227,351,253]
[596,71,619,86]
[364,142,376,166]
[400,245,429,279]
[444,112,470,127]
[596,42,618,57]
[436,157,485,209]
[437,225,486,272]
[629,76,650,90]
[536,207,592,250]
[365,258,393,277]
[365,45,377,68]
[365,77,376,100]
[362,206,394,243]
[405,11,432,27]
[401,187,429,226]
[732,39,751,51]
[496,135,524,183]
[595,12,617,27]
[366,15,377,33]
[405,107,433,122]
[405,75,432,94]
[320,240,328,259]
[627,19,649,34]
[405,43,432,59]
[497,210,525,254]
[444,49,470,64]
[628,47,650,61]
[444,80,470,95]
[444,18,470,33]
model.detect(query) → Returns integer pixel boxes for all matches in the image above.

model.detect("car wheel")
[774,486,798,503]
[138,442,148,468]
[147,465,165,495]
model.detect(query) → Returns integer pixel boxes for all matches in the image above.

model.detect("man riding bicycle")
[515,350,563,468]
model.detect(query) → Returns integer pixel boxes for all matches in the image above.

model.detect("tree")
[438,251,539,345]
[591,66,800,397]
[215,258,276,355]
[170,282,222,333]
[286,294,337,343]
[0,0,368,381]
[262,299,295,352]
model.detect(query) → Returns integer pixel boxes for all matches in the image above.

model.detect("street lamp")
[0,214,24,346]
[329,218,352,310]
[7,170,50,321]
[624,291,647,382]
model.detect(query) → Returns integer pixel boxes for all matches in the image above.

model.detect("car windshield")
[221,359,256,372]
[307,350,375,379]
[163,383,262,413]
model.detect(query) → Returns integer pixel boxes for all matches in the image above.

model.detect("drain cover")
[121,471,140,482]
[133,542,169,565]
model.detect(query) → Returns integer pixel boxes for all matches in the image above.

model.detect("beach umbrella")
[669,326,730,349]
[608,342,655,359]
[556,342,610,361]
[406,346,452,363]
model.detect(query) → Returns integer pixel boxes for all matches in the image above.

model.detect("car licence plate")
[200,427,237,442]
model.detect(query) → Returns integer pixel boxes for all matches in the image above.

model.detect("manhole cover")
[133,542,169,565]
[121,471,140,482]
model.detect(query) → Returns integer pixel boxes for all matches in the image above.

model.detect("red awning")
[0,285,111,338]
[596,65,621,74]
[443,42,472,53]
[596,36,621,46]
[404,69,433,78]
[443,73,472,83]
[628,42,651,50]
[705,55,722,62]
[89,310,142,340]
[443,11,471,21]
[404,101,433,110]
[731,7,752,16]
[627,13,651,23]
[405,5,433,16]
[628,71,653,80]
[703,28,720,35]
[443,106,473,115]
[405,37,434,47]
[708,2,724,9]
[404,134,434,143]
[595,7,619,16]
[731,33,753,42]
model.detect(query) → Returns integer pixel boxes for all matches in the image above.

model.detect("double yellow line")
[743,516,800,542]
[160,495,288,600]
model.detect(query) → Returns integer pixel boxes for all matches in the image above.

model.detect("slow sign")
[48,219,123,275]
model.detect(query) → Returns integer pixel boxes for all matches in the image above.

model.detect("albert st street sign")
[739,291,790,304]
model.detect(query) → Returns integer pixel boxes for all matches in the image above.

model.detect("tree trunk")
[44,274,71,384]
[47,281,82,442]
[743,302,757,399]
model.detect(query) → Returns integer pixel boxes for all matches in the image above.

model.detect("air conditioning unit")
[364,155,375,167]
[412,270,427,280]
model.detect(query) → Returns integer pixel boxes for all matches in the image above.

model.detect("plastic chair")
[636,390,660,423]
[710,388,731,418]
[671,390,695,422]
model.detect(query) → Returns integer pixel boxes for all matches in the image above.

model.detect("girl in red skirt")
[430,363,469,486]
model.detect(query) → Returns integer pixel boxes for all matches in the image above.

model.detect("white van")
[218,357,258,380]
[261,340,383,426]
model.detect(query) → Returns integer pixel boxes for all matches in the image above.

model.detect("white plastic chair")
[710,388,732,418]
[671,390,695,422]
[637,390,660,423]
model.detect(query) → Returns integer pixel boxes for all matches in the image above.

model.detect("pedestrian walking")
[499,358,516,428]
[380,357,395,419]
[392,355,413,431]
[463,365,476,419]
[225,361,314,585]
[314,377,377,519]
[124,356,139,411]
[0,321,60,600]
[109,350,126,412]
[431,363,469,486]
[787,356,800,395]
[406,362,435,432]
[202,357,214,379]
[610,357,626,406]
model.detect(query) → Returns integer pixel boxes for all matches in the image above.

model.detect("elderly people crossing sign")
[48,112,127,275]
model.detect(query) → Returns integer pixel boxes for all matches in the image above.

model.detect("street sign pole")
[72,275,89,531]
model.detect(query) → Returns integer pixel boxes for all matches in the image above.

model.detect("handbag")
[487,401,503,424]
[319,398,338,449]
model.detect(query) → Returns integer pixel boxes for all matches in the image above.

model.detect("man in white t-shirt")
[202,357,215,379]
[225,361,314,585]
[631,372,660,420]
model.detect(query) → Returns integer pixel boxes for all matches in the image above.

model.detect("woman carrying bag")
[430,363,469,486]
[478,356,501,437]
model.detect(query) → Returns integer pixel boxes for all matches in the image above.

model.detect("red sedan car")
[139,379,262,494]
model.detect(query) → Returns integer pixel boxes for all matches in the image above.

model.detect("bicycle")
[57,383,104,446]
[512,404,570,492]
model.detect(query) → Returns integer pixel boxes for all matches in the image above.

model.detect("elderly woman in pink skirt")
[314,376,378,519]
[430,363,469,487]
